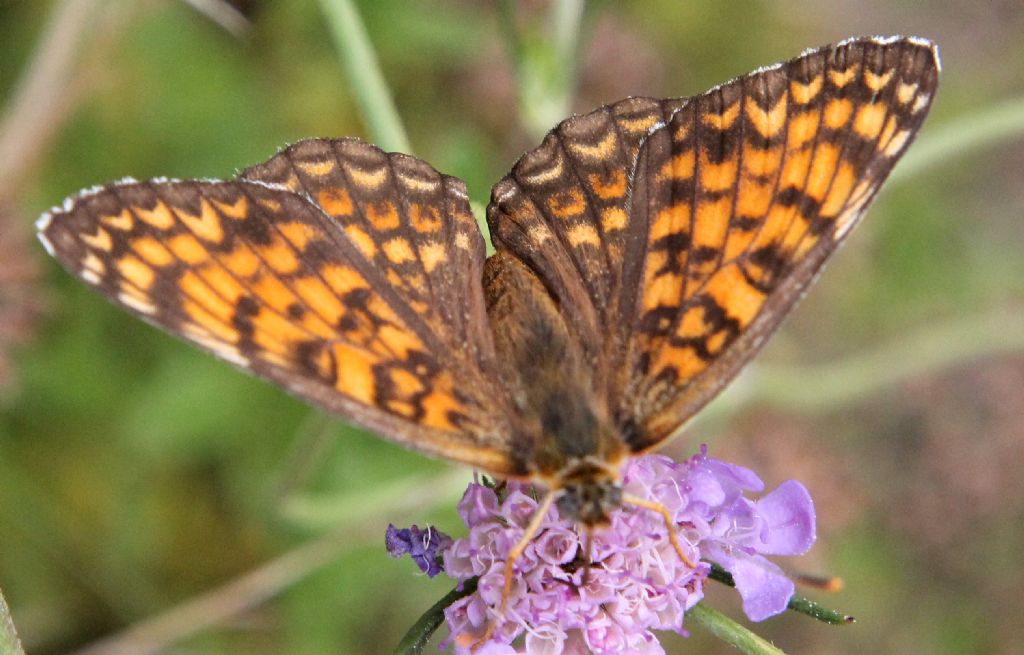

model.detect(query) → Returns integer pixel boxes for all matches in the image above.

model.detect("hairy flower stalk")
[388,448,816,654]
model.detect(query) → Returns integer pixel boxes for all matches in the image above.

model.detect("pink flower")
[393,448,816,653]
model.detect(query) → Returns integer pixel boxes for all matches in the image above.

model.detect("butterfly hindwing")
[487,96,688,402]
[38,140,521,475]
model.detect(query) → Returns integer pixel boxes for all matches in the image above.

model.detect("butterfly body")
[483,249,622,471]
[37,37,939,528]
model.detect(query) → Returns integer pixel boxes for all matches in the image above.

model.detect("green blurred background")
[1,1,1022,653]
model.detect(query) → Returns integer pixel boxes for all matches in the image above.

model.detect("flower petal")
[384,524,410,558]
[704,457,765,496]
[535,527,580,565]
[525,623,568,655]
[458,484,501,527]
[753,480,816,556]
[472,642,520,655]
[727,555,795,621]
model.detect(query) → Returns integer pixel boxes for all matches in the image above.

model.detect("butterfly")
[37,36,938,543]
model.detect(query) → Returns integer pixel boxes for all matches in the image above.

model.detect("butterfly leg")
[469,491,555,651]
[580,525,594,586]
[622,494,699,569]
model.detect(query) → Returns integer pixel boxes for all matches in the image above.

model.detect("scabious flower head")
[388,447,816,654]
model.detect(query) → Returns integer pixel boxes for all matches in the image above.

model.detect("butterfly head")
[552,457,624,527]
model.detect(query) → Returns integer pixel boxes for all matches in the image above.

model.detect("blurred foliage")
[1,1,1022,654]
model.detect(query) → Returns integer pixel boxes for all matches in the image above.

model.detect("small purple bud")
[385,523,453,578]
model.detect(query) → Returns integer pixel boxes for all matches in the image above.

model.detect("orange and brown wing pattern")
[485,36,938,451]
[37,142,519,475]
[621,37,939,448]
[240,138,497,372]
[486,96,686,384]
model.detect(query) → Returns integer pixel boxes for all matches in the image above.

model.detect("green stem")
[496,0,525,75]
[497,0,585,140]
[317,0,412,153]
[688,603,787,655]
[786,594,856,626]
[392,579,478,655]
[0,587,26,655]
[891,95,1024,184]
[550,0,585,93]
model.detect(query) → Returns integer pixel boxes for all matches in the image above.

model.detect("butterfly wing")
[38,138,520,475]
[486,37,939,452]
[487,95,685,408]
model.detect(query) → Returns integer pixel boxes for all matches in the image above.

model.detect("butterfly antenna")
[789,570,845,592]
[622,494,698,569]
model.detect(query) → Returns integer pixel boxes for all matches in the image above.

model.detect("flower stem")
[0,0,107,201]
[688,603,787,655]
[317,0,412,153]
[708,562,855,626]
[785,594,856,626]
[393,579,478,655]
[497,0,585,141]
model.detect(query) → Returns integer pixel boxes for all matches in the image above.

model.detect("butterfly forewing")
[624,38,938,447]
[38,140,520,475]
[486,37,939,452]
[240,138,498,372]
